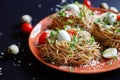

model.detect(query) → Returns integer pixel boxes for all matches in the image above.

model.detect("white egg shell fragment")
[103,48,118,58]
[21,14,32,23]
[67,4,80,14]
[8,44,19,55]
[106,12,117,25]
[57,30,71,42]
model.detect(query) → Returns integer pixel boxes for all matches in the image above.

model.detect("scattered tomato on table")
[21,23,33,34]
[83,0,92,8]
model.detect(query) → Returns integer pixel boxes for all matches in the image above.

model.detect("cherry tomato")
[67,29,77,35]
[21,23,33,34]
[83,0,92,8]
[117,15,120,21]
[39,32,49,44]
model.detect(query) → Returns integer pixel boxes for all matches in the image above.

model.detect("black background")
[0,0,120,80]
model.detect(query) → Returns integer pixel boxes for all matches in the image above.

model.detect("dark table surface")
[0,0,120,80]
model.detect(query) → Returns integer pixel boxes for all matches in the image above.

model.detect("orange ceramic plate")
[29,8,120,74]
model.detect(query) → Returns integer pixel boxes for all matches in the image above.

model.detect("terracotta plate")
[29,8,120,74]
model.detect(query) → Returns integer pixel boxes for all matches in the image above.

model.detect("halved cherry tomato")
[21,23,33,34]
[39,32,49,44]
[83,0,92,8]
[67,29,77,35]
[117,15,120,21]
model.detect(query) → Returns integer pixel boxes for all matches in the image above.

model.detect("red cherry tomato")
[83,0,92,8]
[117,15,120,21]
[67,29,77,35]
[39,32,49,44]
[21,23,33,34]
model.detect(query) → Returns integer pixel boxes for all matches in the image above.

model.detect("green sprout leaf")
[89,36,95,44]
[115,28,120,33]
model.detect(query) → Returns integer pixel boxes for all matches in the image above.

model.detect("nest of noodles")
[48,5,95,32]
[39,27,102,66]
[92,16,120,50]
